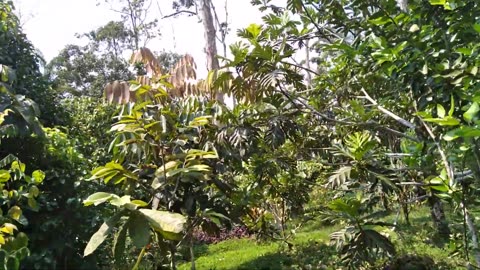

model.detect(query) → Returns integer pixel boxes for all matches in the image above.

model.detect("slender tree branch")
[298,2,347,43]
[280,61,320,76]
[419,119,454,186]
[209,0,228,58]
[161,10,197,19]
[276,85,420,142]
[360,88,416,130]
[304,40,312,86]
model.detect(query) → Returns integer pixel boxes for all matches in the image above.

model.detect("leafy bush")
[0,156,44,270]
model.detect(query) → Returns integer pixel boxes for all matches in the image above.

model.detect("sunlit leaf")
[8,206,21,221]
[463,102,479,122]
[436,104,445,118]
[139,209,186,240]
[443,127,480,141]
[0,170,10,183]
[422,116,460,126]
[110,195,131,208]
[0,223,17,235]
[84,211,124,257]
[131,200,148,208]
[11,161,25,173]
[32,170,45,184]
[245,23,262,39]
[83,192,117,207]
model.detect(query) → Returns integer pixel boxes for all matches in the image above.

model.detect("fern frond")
[328,166,352,188]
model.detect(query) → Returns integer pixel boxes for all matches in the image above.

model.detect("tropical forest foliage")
[1,0,480,269]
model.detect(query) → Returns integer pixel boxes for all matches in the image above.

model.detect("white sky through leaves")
[14,0,272,77]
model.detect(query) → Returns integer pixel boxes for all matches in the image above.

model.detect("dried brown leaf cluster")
[129,47,162,76]
[104,81,133,104]
[105,47,212,104]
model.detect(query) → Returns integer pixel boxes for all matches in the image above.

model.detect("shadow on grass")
[192,243,209,257]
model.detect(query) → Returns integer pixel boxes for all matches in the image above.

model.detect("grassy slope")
[178,208,467,270]
[178,228,337,270]
[179,228,340,269]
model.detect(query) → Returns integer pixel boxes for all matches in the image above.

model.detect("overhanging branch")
[162,10,197,19]
[360,88,416,130]
[276,85,420,142]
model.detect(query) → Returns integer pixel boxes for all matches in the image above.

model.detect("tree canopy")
[1,0,480,269]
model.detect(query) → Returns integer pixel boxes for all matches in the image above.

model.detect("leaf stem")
[132,246,146,270]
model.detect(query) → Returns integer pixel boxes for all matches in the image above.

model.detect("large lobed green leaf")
[84,211,124,257]
[139,209,186,240]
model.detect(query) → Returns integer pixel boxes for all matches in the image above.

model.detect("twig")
[156,1,177,49]
[299,1,333,43]
[210,0,228,58]
[419,119,454,185]
[280,61,320,76]
[162,10,197,19]
[276,85,420,142]
[360,88,416,130]
[304,39,312,85]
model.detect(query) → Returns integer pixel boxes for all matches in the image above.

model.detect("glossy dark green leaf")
[128,214,150,248]
[6,256,19,270]
[113,222,128,266]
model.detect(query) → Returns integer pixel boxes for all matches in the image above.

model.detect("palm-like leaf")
[328,166,352,188]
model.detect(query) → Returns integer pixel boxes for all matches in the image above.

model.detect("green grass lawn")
[178,228,338,270]
[177,207,468,270]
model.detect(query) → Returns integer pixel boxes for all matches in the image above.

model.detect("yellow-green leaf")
[28,198,39,211]
[423,116,460,126]
[32,170,45,184]
[83,192,117,207]
[110,195,131,207]
[29,186,40,198]
[155,161,179,177]
[437,104,445,118]
[139,209,186,240]
[131,200,148,208]
[11,161,25,173]
[8,206,22,221]
[463,102,479,122]
[0,223,17,235]
[0,170,10,183]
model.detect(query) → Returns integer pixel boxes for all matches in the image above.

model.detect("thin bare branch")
[276,85,420,142]
[360,88,416,130]
[161,10,197,19]
[280,61,320,76]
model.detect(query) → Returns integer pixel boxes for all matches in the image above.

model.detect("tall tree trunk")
[428,196,451,240]
[461,202,480,268]
[197,0,224,103]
